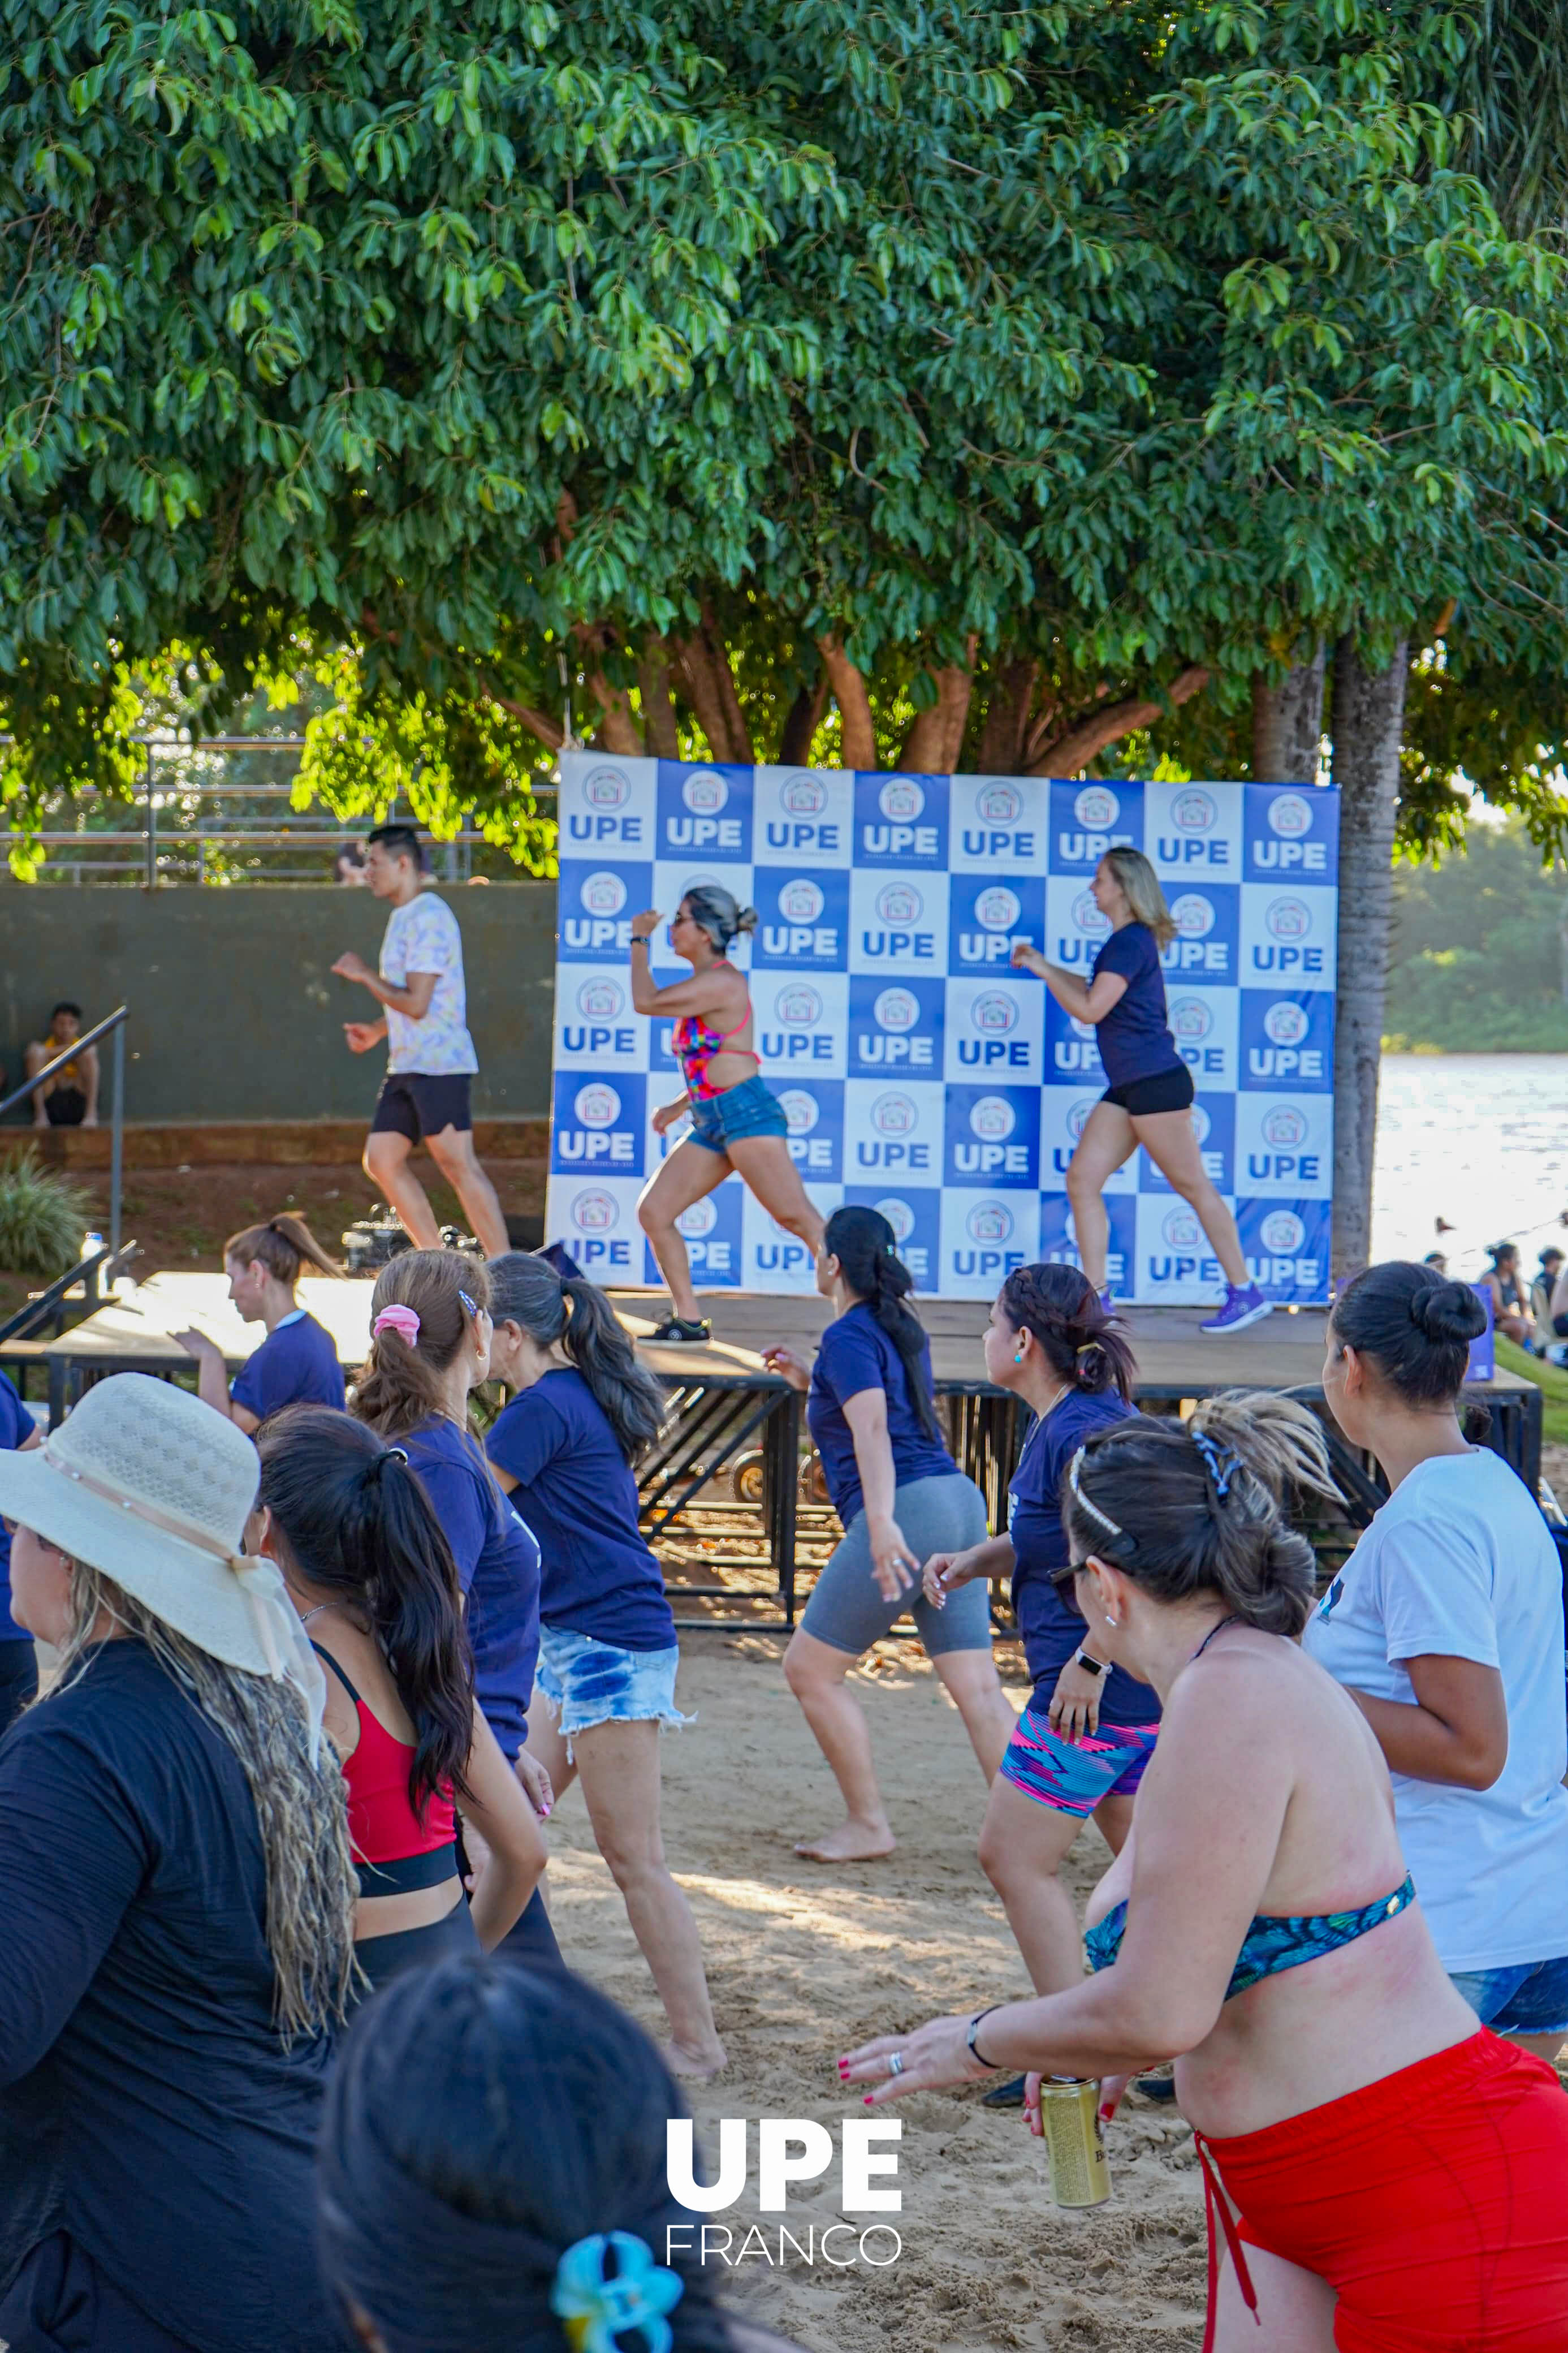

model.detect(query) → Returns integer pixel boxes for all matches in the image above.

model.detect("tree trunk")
[1251,646,1327,783]
[900,645,975,772]
[1329,636,1410,1280]
[671,619,754,764]
[815,634,878,770]
[637,652,681,759]
[976,658,1039,773]
[586,671,643,756]
[778,665,830,765]
[1027,666,1210,777]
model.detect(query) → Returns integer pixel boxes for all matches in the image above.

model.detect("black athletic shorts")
[1101,1063,1195,1118]
[44,1087,86,1127]
[370,1072,473,1142]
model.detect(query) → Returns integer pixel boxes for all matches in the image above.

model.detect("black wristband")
[966,2007,1004,2070]
[1073,1648,1107,1678]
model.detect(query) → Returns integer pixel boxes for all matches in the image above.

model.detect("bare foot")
[793,1821,896,1863]
[664,2038,729,2081]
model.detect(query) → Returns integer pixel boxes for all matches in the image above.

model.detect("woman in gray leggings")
[763,1206,1014,1862]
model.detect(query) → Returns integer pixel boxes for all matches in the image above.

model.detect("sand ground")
[538,1637,1207,2352]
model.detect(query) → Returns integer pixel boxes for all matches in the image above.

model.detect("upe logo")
[879,778,925,821]
[1171,787,1217,832]
[583,765,632,809]
[975,886,1021,931]
[1263,1001,1308,1047]
[1263,1105,1308,1148]
[581,870,628,917]
[874,1197,915,1243]
[1266,896,1311,941]
[664,2118,902,2273]
[1074,786,1119,829]
[1170,995,1212,1043]
[776,984,823,1027]
[875,881,924,925]
[971,992,1018,1035]
[682,770,728,814]
[872,1092,918,1136]
[966,1200,1013,1245]
[1163,1206,1203,1250]
[572,1190,619,1234]
[1068,1097,1097,1141]
[1072,890,1110,934]
[781,774,827,816]
[676,1197,718,1238]
[576,976,625,1020]
[873,987,920,1032]
[1261,1208,1306,1254]
[574,1083,620,1128]
[778,1090,819,1135]
[977,782,1022,824]
[779,877,825,924]
[1170,893,1215,938]
[969,1096,1016,1142]
[1268,792,1314,838]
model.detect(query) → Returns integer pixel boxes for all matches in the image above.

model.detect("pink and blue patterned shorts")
[999,1698,1159,1818]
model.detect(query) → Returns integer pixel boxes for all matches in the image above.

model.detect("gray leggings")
[800,1472,994,1658]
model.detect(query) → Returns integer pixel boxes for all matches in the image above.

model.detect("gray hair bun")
[683,884,757,951]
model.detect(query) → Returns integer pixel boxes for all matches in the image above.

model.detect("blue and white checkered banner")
[547,759,1339,1303]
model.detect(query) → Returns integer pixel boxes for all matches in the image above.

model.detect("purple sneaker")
[1098,1287,1116,1316]
[1199,1283,1273,1335]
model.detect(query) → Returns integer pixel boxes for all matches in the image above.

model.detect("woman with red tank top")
[249,1406,546,1990]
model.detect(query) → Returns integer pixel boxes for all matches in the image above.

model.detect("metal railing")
[0,1005,129,1249]
[0,1236,142,1354]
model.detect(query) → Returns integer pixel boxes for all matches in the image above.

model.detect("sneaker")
[980,2072,1027,2109]
[1098,1288,1116,1316]
[1199,1283,1273,1335]
[645,1315,713,1344]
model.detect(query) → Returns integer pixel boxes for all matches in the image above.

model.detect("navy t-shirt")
[1091,921,1181,1089]
[0,1377,38,1641]
[402,1418,541,1758]
[1009,1387,1160,1726]
[486,1370,675,1653]
[806,1303,956,1528]
[230,1309,346,1421]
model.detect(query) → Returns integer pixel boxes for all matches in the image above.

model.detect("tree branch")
[977,657,1039,774]
[779,663,830,765]
[670,614,754,764]
[1027,667,1210,776]
[477,676,564,750]
[637,648,681,759]
[815,633,877,770]
[900,640,975,772]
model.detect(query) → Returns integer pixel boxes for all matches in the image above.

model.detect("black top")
[0,1641,336,2351]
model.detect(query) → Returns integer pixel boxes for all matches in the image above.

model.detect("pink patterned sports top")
[673,1011,760,1101]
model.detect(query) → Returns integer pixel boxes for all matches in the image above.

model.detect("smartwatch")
[1073,1648,1107,1678]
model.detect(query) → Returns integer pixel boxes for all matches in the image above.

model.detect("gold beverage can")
[1038,2076,1112,2208]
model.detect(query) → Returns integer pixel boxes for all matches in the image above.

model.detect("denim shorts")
[687,1074,789,1155]
[799,1472,993,1657]
[535,1626,693,1757]
[999,1700,1160,1818]
[1448,1953,1568,2037]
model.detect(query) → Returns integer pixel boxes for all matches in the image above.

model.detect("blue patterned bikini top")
[1085,1873,1416,2001]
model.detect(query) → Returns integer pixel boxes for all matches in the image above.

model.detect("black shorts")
[1102,1064,1195,1118]
[370,1072,473,1143]
[44,1087,86,1127]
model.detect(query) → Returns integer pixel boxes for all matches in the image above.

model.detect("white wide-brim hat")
[0,1372,325,1748]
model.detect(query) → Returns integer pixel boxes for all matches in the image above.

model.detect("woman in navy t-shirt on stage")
[175,1212,347,1428]
[924,1263,1154,2099]
[764,1206,1014,1864]
[1012,846,1269,1335]
[483,1252,725,2076]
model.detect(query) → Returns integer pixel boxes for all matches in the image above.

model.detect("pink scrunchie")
[373,1303,421,1346]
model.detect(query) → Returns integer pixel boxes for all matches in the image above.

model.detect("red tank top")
[313,1643,457,1864]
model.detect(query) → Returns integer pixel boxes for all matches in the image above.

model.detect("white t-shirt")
[1304,1449,1568,1971]
[378,893,477,1075]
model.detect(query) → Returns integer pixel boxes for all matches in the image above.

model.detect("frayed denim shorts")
[687,1074,788,1155]
[535,1626,693,1757]
[1449,1952,1568,2037]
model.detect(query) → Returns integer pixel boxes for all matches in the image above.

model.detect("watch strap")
[1073,1648,1107,1678]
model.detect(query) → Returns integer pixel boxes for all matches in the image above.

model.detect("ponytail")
[226,1212,344,1286]
[485,1252,666,1464]
[256,1406,474,1816]
[822,1205,941,1443]
[997,1262,1136,1401]
[354,1249,490,1441]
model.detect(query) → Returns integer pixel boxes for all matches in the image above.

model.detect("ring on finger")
[888,2052,905,2078]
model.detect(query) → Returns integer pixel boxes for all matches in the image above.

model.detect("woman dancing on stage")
[1011,847,1268,1335]
[764,1205,1014,1863]
[630,885,824,1344]
[484,1251,727,2076]
[842,1397,1568,2352]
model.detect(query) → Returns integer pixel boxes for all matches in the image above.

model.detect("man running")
[332,823,508,1257]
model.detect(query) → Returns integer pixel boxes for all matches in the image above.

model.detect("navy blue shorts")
[370,1072,473,1141]
[1102,1065,1194,1118]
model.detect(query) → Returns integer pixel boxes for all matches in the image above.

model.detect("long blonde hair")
[1102,846,1178,949]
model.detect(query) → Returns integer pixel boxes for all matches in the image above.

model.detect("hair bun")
[1409,1280,1486,1347]
[735,906,759,936]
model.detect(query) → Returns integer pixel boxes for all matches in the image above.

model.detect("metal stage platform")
[7,1277,1541,1636]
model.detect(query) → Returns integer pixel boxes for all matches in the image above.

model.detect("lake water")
[1373,1055,1568,1277]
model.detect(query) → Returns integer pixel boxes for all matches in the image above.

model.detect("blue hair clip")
[457,1289,478,1318]
[551,2232,684,2353]
[1192,1428,1242,1498]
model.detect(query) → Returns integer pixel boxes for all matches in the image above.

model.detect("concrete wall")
[0,884,558,1124]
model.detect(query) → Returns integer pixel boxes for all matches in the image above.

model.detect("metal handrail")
[0,1238,141,1351]
[0,1004,128,1252]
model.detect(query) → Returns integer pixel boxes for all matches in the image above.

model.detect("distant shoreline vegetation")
[1381,817,1568,1055]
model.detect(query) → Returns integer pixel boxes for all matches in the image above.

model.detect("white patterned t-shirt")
[379,893,478,1075]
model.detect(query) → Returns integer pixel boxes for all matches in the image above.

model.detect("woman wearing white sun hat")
[0,1372,358,2353]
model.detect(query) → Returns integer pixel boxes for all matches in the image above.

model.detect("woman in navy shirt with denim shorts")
[764,1206,1014,1864]
[484,1252,726,2078]
[1012,846,1269,1336]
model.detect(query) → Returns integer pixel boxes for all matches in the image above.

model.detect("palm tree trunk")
[1330,636,1410,1279]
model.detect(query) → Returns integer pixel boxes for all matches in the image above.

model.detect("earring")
[1014,1349,1025,1364]
[1104,1614,1118,1628]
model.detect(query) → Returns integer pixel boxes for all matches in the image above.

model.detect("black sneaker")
[979,2073,1027,2109]
[646,1316,712,1344]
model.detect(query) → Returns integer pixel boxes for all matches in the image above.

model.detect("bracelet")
[1073,1648,1107,1678]
[966,2007,1004,2070]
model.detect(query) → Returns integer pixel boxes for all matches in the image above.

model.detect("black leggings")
[353,1898,480,2001]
